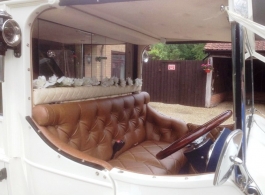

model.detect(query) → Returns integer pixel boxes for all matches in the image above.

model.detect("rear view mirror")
[214,129,243,186]
[142,49,149,63]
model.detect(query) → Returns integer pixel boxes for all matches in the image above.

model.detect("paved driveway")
[149,101,265,125]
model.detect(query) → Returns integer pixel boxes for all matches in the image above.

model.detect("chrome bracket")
[13,43,21,58]
[231,156,261,195]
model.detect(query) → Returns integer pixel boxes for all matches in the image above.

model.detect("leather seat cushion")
[108,140,187,175]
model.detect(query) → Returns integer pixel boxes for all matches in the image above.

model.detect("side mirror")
[214,129,243,186]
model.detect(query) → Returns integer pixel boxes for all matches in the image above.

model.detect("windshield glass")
[32,19,126,81]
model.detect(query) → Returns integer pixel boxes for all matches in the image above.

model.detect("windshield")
[32,19,126,81]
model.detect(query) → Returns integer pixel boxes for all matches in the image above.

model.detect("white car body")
[0,0,264,195]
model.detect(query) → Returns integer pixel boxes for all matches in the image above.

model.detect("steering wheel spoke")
[156,110,232,160]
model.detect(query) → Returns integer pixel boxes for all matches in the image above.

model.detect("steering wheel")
[156,110,232,160]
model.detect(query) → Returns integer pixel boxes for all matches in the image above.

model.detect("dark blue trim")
[206,128,231,172]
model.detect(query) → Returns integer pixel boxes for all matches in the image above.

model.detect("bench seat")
[32,92,189,175]
[108,140,186,175]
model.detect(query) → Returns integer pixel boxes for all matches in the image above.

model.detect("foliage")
[148,43,180,60]
[148,43,207,60]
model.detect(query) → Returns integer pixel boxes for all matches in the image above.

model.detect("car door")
[245,114,265,194]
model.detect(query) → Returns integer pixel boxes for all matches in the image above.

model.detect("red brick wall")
[210,92,227,107]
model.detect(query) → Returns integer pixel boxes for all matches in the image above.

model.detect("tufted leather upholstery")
[108,141,187,175]
[32,92,189,175]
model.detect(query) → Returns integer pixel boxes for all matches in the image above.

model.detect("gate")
[142,60,207,107]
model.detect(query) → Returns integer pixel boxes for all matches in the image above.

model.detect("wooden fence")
[142,60,207,107]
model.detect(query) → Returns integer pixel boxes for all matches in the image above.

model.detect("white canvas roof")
[37,0,265,45]
[38,0,231,45]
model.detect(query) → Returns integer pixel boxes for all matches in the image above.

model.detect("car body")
[0,0,264,195]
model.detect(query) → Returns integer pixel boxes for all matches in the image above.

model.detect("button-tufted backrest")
[32,92,150,161]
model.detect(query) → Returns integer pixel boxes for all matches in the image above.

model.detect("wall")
[210,92,228,107]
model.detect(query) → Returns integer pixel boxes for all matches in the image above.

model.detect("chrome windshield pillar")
[231,22,246,134]
[231,21,249,190]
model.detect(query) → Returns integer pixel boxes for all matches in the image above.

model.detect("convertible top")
[52,0,265,45]
[41,0,230,45]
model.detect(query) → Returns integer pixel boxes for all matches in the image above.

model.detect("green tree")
[149,43,206,60]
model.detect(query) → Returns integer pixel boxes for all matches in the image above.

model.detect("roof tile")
[204,41,265,51]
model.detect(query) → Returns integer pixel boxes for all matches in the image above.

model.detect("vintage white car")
[0,0,264,195]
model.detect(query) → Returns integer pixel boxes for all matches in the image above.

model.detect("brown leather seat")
[108,141,186,175]
[32,92,189,175]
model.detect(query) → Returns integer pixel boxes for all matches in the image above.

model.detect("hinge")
[0,168,7,181]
